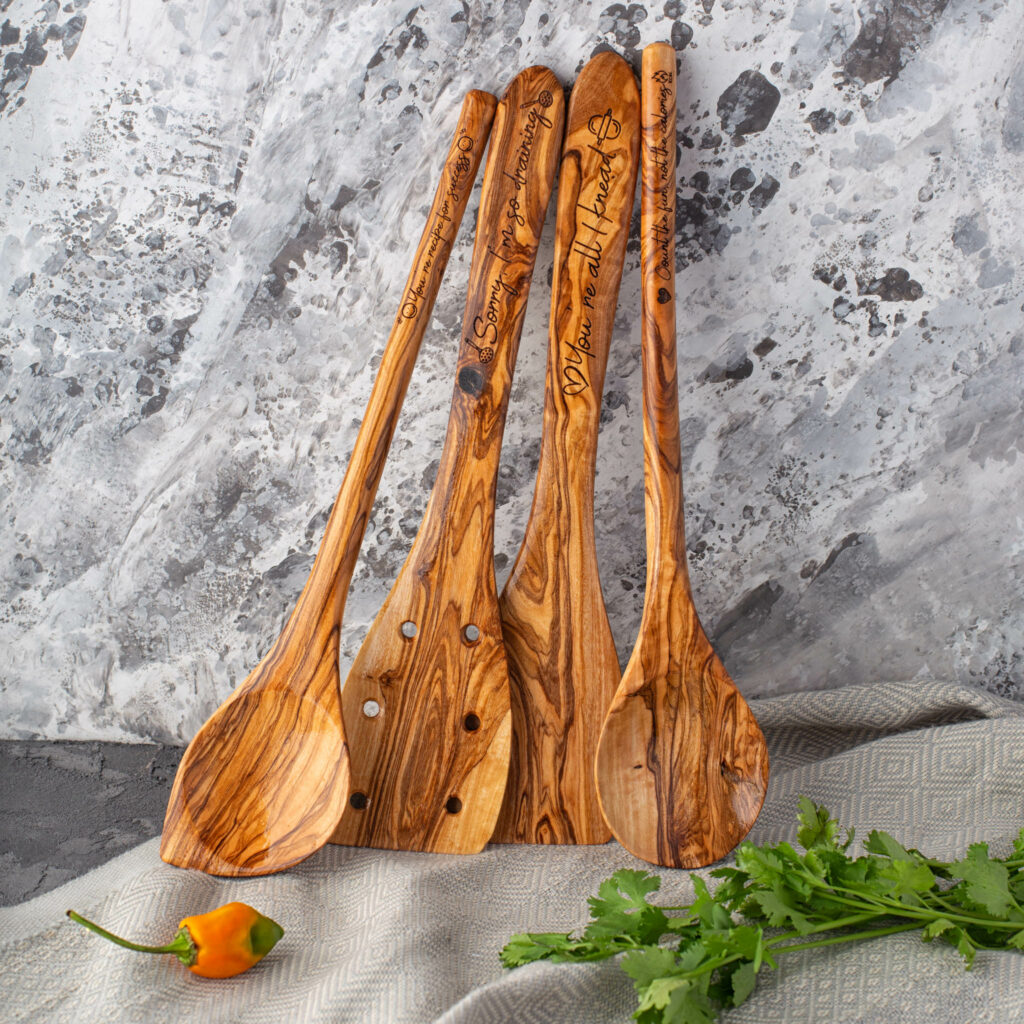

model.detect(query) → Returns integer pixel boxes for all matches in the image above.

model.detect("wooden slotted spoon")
[491,51,640,845]
[159,90,497,876]
[595,43,769,868]
[330,66,564,854]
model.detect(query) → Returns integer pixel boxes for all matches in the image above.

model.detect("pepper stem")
[67,911,197,965]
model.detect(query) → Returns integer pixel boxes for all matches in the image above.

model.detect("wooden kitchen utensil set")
[160,44,769,879]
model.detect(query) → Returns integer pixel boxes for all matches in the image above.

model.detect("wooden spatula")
[491,52,640,845]
[595,43,769,868]
[330,66,564,854]
[159,90,497,876]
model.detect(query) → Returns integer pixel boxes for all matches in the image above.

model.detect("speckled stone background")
[2,0,1022,744]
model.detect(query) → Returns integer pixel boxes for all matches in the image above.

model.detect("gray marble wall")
[2,0,1022,742]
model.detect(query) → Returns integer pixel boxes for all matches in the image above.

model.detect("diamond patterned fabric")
[3,680,1024,1023]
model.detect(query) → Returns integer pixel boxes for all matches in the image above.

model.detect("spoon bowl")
[168,676,347,874]
[596,581,768,866]
[159,91,497,875]
[594,43,768,869]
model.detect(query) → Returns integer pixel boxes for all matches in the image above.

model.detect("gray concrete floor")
[0,741,183,906]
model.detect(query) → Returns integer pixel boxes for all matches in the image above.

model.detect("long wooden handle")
[639,44,688,579]
[595,43,768,869]
[493,51,639,845]
[158,93,496,877]
[527,53,639,527]
[285,90,497,652]
[330,67,564,855]
[412,66,564,557]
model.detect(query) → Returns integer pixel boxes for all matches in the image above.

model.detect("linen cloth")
[3,679,1024,1024]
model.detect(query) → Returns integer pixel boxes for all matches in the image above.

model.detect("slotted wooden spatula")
[595,43,769,868]
[159,90,497,876]
[330,66,564,854]
[491,51,640,845]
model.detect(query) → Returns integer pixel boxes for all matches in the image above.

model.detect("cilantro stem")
[925,890,970,916]
[671,916,886,982]
[796,877,1024,932]
[771,921,921,955]
[684,865,1023,935]
[770,911,887,941]
[629,917,920,991]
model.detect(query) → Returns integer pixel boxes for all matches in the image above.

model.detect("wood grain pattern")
[595,43,769,869]
[159,90,497,876]
[330,66,564,855]
[491,52,639,846]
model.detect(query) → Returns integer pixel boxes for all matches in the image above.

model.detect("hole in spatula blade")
[461,624,480,644]
[445,796,463,814]
[463,713,480,732]
[350,792,369,810]
[400,621,418,639]
[363,699,381,718]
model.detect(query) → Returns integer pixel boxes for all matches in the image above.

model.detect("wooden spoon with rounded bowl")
[159,90,498,876]
[330,66,564,854]
[595,43,769,868]
[491,51,640,845]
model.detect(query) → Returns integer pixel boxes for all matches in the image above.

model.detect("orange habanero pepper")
[66,902,284,978]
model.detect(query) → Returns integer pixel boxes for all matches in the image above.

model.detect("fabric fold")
[4,680,1024,1023]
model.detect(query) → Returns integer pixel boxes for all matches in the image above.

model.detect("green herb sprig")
[500,799,1024,1023]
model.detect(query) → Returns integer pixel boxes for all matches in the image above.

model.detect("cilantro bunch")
[500,799,1024,1023]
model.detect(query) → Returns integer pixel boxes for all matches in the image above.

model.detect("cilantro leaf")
[1012,828,1024,861]
[700,923,761,963]
[748,887,814,934]
[621,946,684,991]
[915,918,976,968]
[637,975,691,1015]
[950,843,1015,918]
[952,927,977,969]
[636,982,715,1024]
[864,829,916,862]
[623,946,715,1024]
[594,869,662,908]
[877,857,936,902]
[921,917,955,942]
[689,876,734,931]
[499,932,591,967]
[585,869,669,945]
[730,960,758,1007]
[797,797,851,852]
[707,866,750,911]
[733,844,789,893]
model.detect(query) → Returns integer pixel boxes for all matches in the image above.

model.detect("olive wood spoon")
[160,90,497,876]
[595,43,769,868]
[330,66,564,854]
[491,51,639,845]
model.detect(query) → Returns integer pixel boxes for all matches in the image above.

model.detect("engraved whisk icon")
[465,337,495,362]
